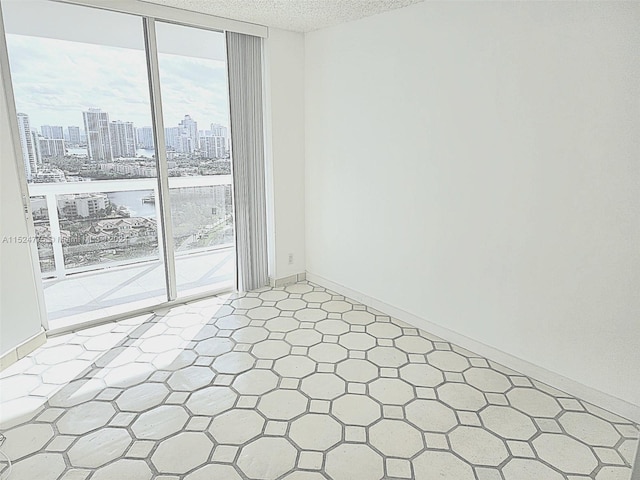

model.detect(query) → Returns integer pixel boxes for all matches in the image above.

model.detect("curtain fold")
[226,31,268,292]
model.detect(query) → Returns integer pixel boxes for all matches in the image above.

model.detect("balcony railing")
[28,175,234,279]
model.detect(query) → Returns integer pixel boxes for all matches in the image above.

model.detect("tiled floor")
[1,281,638,480]
[43,248,234,330]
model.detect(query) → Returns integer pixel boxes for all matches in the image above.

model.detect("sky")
[6,34,230,132]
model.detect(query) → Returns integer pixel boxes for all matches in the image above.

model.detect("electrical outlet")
[288,253,294,265]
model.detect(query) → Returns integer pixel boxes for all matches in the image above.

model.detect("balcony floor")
[42,248,235,330]
[0,281,637,479]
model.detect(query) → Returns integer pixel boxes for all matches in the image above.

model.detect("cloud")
[6,34,230,131]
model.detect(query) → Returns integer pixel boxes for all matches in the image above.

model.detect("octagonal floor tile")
[259,290,289,302]
[294,309,328,321]
[152,432,213,474]
[480,405,537,440]
[213,351,255,374]
[194,337,235,356]
[437,383,486,411]
[308,343,348,363]
[9,453,67,480]
[367,346,408,368]
[336,358,378,383]
[400,363,444,387]
[116,383,169,412]
[322,300,353,314]
[68,427,132,468]
[131,405,189,440]
[233,369,279,395]
[247,306,280,320]
[285,329,323,347]
[258,389,308,420]
[209,409,265,444]
[265,317,300,333]
[232,327,269,344]
[238,437,297,480]
[3,423,54,461]
[276,299,308,311]
[300,373,346,400]
[332,394,381,426]
[559,411,621,447]
[315,319,350,335]
[463,367,511,393]
[342,310,375,325]
[412,451,475,480]
[325,444,383,480]
[56,401,116,435]
[366,322,402,339]
[394,336,434,354]
[186,386,238,416]
[290,413,342,450]
[339,332,377,351]
[369,419,424,457]
[507,388,561,418]
[501,458,564,480]
[274,355,316,378]
[216,314,251,330]
[369,378,414,405]
[533,433,598,475]
[449,426,508,466]
[168,366,215,391]
[405,399,458,432]
[252,339,292,359]
[427,350,470,372]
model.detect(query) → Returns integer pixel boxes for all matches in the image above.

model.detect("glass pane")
[156,22,235,297]
[30,196,55,274]
[3,1,167,327]
[56,189,158,270]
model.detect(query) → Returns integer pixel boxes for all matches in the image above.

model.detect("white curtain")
[226,31,268,291]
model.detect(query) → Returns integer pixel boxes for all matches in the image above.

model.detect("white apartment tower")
[16,113,39,181]
[178,115,198,153]
[67,126,81,145]
[83,108,113,162]
[109,120,137,158]
[136,126,154,149]
[40,125,64,139]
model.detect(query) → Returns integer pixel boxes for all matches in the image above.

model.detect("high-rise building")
[178,115,198,152]
[16,113,38,181]
[210,123,229,158]
[83,108,112,161]
[109,120,137,158]
[136,126,154,149]
[38,136,66,158]
[41,125,64,139]
[67,126,81,145]
[165,127,181,152]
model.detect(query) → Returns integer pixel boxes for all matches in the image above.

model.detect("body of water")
[107,190,157,218]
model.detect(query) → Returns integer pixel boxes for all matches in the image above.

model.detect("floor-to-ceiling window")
[1,0,236,330]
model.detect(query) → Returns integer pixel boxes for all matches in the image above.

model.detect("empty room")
[0,0,638,479]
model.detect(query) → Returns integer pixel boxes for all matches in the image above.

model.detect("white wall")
[0,55,45,356]
[264,28,306,280]
[305,2,640,408]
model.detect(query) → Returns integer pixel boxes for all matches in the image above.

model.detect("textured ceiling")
[140,0,424,32]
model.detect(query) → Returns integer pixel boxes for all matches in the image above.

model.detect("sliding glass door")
[155,22,235,298]
[1,0,235,330]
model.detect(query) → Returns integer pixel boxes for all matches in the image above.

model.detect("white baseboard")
[306,271,640,424]
[0,329,47,371]
[270,272,306,288]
